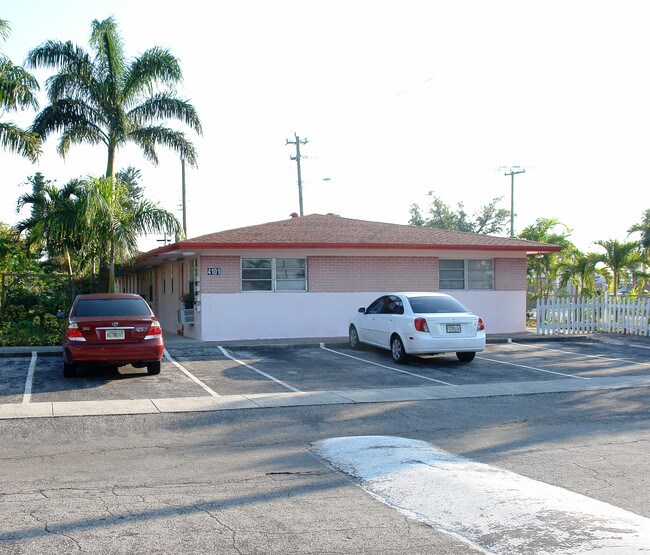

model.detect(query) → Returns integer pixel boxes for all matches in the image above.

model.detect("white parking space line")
[478,355,589,379]
[320,344,456,386]
[510,342,650,368]
[163,349,220,397]
[218,346,301,392]
[22,351,37,404]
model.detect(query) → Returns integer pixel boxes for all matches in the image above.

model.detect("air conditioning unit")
[177,308,195,325]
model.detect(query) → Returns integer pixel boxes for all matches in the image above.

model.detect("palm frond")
[0,60,40,110]
[57,125,102,157]
[129,125,198,166]
[90,17,125,98]
[46,69,98,105]
[0,19,10,41]
[31,99,107,143]
[128,93,202,134]
[26,40,91,71]
[123,47,183,98]
[0,122,41,161]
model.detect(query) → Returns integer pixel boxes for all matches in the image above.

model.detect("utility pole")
[181,157,187,238]
[286,132,308,216]
[504,167,525,237]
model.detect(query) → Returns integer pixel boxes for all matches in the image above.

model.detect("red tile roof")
[137,214,561,263]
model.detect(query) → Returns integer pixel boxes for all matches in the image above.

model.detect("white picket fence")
[536,296,650,336]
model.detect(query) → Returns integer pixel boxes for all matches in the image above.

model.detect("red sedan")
[62,293,164,378]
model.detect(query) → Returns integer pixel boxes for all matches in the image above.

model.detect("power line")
[286,132,308,216]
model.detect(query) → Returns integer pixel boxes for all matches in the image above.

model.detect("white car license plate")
[106,329,125,340]
[446,324,461,333]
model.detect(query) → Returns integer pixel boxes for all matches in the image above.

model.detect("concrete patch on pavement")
[314,435,650,554]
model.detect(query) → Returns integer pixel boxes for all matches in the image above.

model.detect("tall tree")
[628,209,650,253]
[15,173,182,293]
[409,192,510,235]
[25,16,202,179]
[518,218,573,299]
[0,18,41,161]
[78,176,182,292]
[15,173,82,279]
[556,251,604,297]
[594,239,644,295]
[0,221,40,274]
[116,166,144,200]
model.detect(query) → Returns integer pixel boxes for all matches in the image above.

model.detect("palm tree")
[25,16,202,179]
[594,239,644,295]
[556,251,604,297]
[518,218,573,299]
[0,18,41,161]
[78,176,182,292]
[628,209,650,254]
[15,173,82,279]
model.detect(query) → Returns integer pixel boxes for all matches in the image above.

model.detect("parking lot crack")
[29,511,82,551]
[200,509,242,554]
[265,470,329,478]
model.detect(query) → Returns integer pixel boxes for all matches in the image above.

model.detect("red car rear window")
[73,298,152,317]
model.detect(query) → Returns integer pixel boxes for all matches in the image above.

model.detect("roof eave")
[134,241,561,264]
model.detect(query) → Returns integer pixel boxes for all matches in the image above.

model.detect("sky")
[1,0,649,254]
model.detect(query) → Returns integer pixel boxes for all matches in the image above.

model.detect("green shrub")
[0,284,69,346]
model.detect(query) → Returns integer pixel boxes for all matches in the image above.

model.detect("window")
[73,297,151,317]
[242,258,306,291]
[187,258,199,295]
[365,296,387,314]
[382,295,404,315]
[407,295,468,314]
[439,259,493,290]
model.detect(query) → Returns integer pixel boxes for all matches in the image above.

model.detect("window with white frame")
[241,258,306,291]
[439,259,493,290]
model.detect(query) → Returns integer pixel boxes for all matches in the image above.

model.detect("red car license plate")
[446,324,461,333]
[106,329,125,340]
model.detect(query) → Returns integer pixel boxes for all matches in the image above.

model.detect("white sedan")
[348,292,486,363]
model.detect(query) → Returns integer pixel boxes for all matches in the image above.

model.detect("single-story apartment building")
[119,213,561,341]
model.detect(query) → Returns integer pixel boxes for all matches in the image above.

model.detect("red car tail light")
[478,317,485,331]
[145,320,162,340]
[414,317,430,333]
[66,323,87,342]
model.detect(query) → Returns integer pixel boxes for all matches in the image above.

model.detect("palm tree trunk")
[64,248,73,279]
[106,142,116,180]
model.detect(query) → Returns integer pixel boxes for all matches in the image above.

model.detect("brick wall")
[308,256,438,292]
[494,257,527,291]
[124,254,528,298]
[199,256,241,293]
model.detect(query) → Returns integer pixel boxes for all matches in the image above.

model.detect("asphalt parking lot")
[2,333,649,553]
[1,334,649,418]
